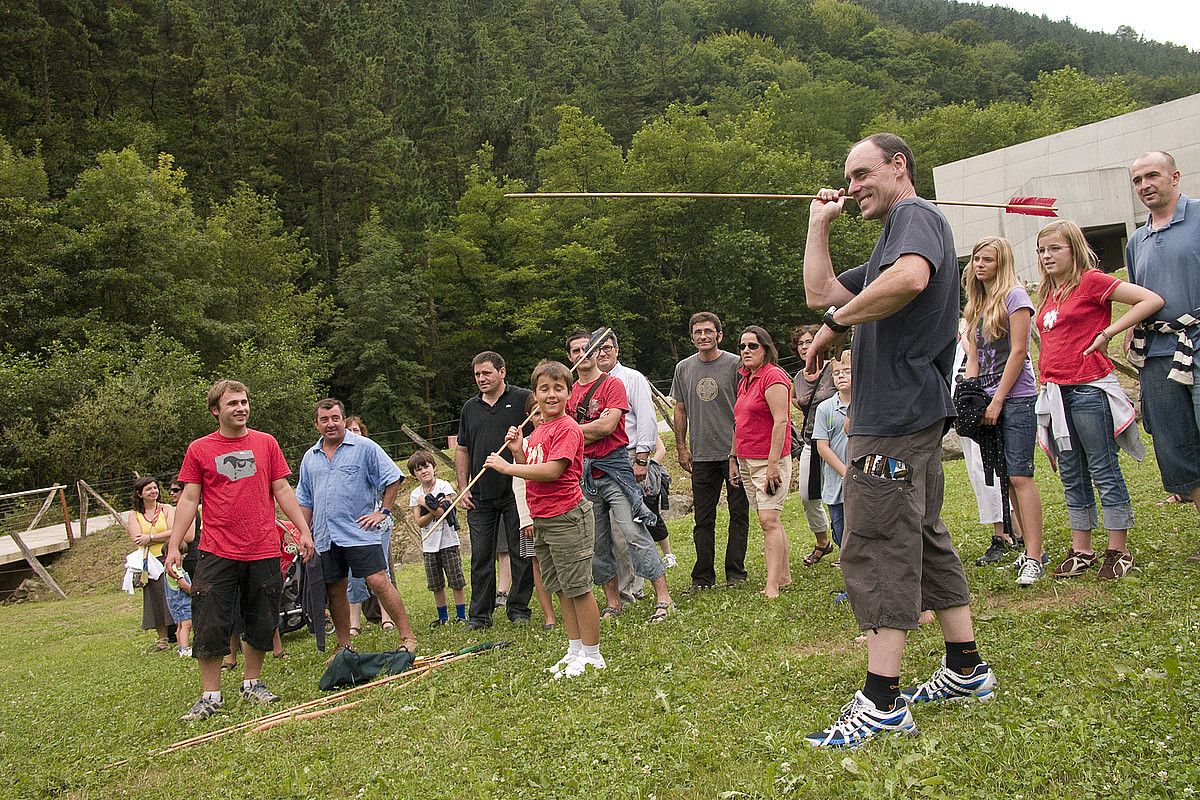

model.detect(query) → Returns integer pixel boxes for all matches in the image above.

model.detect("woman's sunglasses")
[737,342,762,351]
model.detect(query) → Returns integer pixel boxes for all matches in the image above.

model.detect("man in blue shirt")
[1125,151,1200,562]
[296,398,416,651]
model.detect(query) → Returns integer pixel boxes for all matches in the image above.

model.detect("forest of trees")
[2,0,1198,488]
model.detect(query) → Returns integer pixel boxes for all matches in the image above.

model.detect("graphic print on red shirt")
[177,428,292,561]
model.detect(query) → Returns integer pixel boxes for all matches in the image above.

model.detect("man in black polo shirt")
[456,351,534,628]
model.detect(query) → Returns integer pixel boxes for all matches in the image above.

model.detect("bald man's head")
[1130,151,1181,215]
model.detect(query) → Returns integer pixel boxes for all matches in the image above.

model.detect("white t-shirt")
[409,479,460,553]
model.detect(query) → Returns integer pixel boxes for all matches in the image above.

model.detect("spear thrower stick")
[503,191,1058,216]
[423,326,614,539]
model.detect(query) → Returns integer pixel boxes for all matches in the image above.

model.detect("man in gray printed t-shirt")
[671,311,750,590]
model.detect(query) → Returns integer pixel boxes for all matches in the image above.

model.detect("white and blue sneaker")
[804,691,917,749]
[901,658,997,704]
[1015,555,1046,586]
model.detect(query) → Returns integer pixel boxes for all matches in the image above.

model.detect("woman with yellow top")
[125,477,175,650]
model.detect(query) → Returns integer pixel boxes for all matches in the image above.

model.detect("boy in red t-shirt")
[166,379,315,722]
[485,360,604,677]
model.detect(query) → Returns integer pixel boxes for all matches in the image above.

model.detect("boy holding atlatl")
[485,359,604,678]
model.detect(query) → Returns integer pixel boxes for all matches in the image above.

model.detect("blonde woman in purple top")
[962,236,1045,586]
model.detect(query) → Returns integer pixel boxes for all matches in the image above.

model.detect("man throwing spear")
[801,133,996,748]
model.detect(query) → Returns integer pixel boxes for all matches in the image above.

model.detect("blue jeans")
[999,396,1037,478]
[585,474,667,586]
[828,503,845,549]
[346,526,392,604]
[1058,385,1135,531]
[583,449,658,526]
[1139,355,1200,495]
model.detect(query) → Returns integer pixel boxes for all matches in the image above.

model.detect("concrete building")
[933,92,1200,283]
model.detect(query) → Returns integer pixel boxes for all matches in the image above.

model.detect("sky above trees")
[987,1,1200,51]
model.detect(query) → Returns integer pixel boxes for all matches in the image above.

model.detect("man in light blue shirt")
[296,398,416,651]
[1126,151,1200,562]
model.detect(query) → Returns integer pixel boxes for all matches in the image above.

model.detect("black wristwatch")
[381,508,392,517]
[823,306,850,334]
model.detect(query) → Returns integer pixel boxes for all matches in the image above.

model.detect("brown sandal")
[803,542,835,566]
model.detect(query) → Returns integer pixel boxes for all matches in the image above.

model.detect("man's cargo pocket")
[843,466,915,541]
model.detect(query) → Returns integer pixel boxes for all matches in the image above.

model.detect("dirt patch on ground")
[976,582,1102,613]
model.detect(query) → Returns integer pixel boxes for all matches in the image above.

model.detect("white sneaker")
[804,691,917,748]
[560,654,606,678]
[1015,555,1045,586]
[178,646,193,658]
[662,553,678,568]
[548,653,577,676]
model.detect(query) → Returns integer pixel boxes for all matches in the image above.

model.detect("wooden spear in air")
[503,191,1058,216]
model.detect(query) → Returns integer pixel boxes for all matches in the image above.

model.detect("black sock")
[946,640,984,674]
[862,671,901,710]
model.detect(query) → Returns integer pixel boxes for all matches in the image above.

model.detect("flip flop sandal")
[648,602,675,624]
[600,606,622,620]
[220,659,237,671]
[349,626,361,637]
[803,542,835,566]
[381,621,395,632]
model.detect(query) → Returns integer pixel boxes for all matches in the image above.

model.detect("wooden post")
[648,383,676,439]
[27,486,57,530]
[58,488,75,545]
[401,424,455,469]
[78,480,125,528]
[8,488,68,600]
[77,481,90,540]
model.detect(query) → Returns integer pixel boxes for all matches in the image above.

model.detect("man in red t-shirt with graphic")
[565,328,675,624]
[166,379,315,721]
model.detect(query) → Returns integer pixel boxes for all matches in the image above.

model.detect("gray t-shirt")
[837,197,959,437]
[670,350,740,461]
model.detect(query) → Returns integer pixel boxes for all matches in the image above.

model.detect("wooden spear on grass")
[503,191,1059,216]
[421,325,614,541]
[102,642,506,769]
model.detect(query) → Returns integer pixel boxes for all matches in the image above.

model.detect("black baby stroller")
[276,519,309,634]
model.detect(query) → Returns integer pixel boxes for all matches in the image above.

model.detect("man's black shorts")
[191,552,282,659]
[320,542,387,585]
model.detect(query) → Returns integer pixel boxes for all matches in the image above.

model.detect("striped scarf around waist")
[1128,308,1200,385]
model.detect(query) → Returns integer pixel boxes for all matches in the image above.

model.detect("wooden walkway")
[0,513,126,567]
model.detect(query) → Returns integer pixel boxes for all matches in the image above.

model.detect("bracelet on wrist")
[1098,330,1111,341]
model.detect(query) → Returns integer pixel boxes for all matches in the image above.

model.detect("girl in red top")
[731,326,794,598]
[1034,220,1162,581]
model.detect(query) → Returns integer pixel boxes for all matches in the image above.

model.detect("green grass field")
[1,435,1196,799]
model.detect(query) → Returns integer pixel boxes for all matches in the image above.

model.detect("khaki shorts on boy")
[532,500,594,598]
[737,457,791,511]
